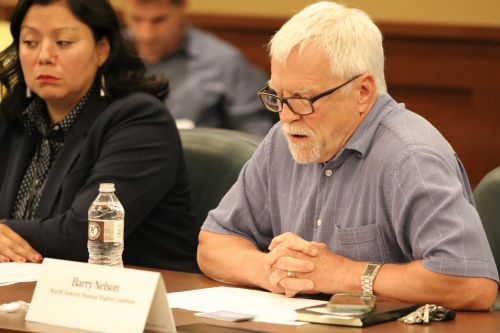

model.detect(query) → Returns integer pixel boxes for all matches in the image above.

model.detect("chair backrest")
[473,166,500,272]
[179,127,263,227]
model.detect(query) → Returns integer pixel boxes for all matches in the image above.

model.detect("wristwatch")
[361,262,382,295]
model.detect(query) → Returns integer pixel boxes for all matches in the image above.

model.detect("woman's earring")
[100,75,106,97]
[26,86,32,98]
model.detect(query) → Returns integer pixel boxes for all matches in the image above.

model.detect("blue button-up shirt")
[202,94,499,282]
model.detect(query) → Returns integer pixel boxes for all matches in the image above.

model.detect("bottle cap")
[99,183,115,192]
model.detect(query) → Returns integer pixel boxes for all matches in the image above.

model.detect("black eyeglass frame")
[257,74,363,116]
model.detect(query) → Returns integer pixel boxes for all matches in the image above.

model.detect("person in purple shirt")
[197,1,499,310]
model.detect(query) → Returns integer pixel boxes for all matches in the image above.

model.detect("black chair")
[473,166,500,310]
[179,127,262,227]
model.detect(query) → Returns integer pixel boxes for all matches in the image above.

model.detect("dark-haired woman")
[0,0,198,272]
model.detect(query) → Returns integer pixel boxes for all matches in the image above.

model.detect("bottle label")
[88,219,124,242]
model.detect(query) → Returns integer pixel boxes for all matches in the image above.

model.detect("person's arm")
[197,230,271,289]
[198,230,312,294]
[374,261,497,310]
[386,148,499,309]
[266,235,497,310]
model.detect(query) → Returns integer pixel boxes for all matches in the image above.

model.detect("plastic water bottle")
[87,183,124,267]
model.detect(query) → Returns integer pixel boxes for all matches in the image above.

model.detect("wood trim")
[379,22,500,42]
[189,14,287,32]
[0,4,13,21]
[190,14,500,42]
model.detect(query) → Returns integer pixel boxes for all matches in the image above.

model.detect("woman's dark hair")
[0,0,168,119]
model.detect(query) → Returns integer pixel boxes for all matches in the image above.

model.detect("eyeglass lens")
[260,94,312,114]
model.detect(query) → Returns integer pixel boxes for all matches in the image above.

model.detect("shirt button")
[316,219,322,226]
[325,169,333,176]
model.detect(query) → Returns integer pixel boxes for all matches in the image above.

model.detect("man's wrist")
[361,262,382,295]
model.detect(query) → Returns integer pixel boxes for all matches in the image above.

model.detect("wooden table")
[1,268,499,333]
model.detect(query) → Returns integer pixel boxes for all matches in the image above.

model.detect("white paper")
[0,262,42,285]
[168,286,327,325]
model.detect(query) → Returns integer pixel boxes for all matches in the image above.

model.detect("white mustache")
[282,123,315,137]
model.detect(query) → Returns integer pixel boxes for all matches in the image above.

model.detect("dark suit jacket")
[0,92,199,272]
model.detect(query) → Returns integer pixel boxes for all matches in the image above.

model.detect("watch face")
[365,265,377,275]
[363,263,381,279]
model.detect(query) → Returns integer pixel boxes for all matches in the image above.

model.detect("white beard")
[281,122,321,164]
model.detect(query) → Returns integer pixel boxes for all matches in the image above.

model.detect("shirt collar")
[322,94,396,167]
[20,88,93,138]
[343,94,395,157]
[20,97,49,136]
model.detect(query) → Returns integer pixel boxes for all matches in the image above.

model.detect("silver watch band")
[361,262,382,295]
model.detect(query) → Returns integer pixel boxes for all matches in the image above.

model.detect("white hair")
[269,1,387,95]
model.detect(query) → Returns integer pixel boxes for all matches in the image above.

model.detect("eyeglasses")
[257,74,362,116]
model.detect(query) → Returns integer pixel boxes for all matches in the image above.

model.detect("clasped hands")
[263,232,349,297]
[0,223,42,263]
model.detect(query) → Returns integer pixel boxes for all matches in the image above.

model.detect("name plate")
[26,258,176,333]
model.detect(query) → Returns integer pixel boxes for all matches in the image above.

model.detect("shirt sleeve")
[201,130,274,251]
[389,148,499,282]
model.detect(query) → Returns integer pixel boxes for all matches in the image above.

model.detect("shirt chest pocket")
[334,223,389,263]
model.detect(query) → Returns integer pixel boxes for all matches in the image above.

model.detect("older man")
[122,0,274,134]
[197,1,499,310]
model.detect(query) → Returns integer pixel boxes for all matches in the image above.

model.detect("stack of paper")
[168,286,327,325]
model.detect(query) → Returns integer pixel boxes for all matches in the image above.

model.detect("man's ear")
[357,73,376,108]
[97,36,111,66]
